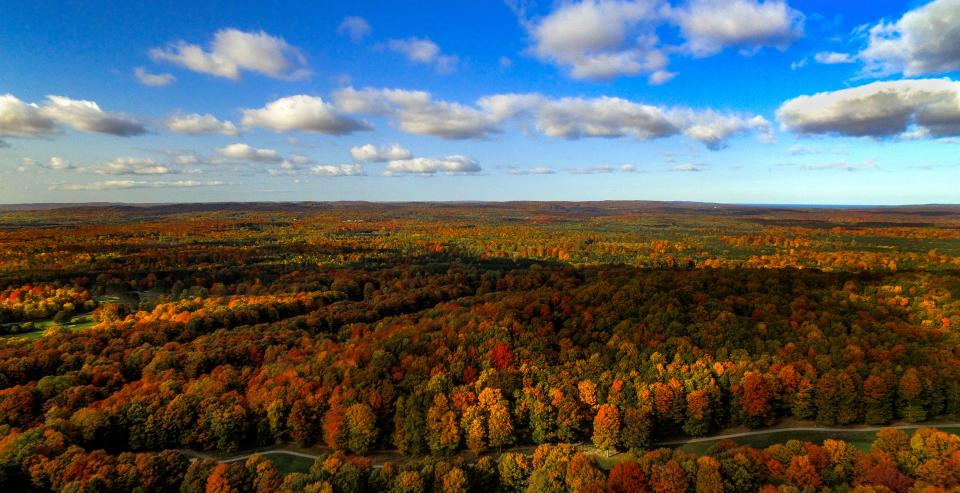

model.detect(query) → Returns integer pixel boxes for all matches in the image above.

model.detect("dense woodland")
[0,202,959,492]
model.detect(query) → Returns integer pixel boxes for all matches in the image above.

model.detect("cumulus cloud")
[134,67,176,87]
[814,52,854,64]
[241,95,370,135]
[149,28,309,80]
[88,157,172,175]
[59,180,223,191]
[338,16,371,43]
[217,143,283,162]
[670,0,804,57]
[386,38,458,73]
[524,0,668,82]
[166,113,238,135]
[517,0,802,82]
[337,87,771,148]
[777,78,960,138]
[335,87,499,139]
[570,165,616,174]
[677,111,774,149]
[384,155,481,175]
[41,96,146,136]
[309,164,365,176]
[859,0,960,77]
[788,145,848,156]
[672,163,705,172]
[564,164,639,174]
[0,94,56,137]
[508,166,556,175]
[19,157,74,171]
[175,154,200,165]
[1,94,147,138]
[551,101,657,140]
[350,143,412,161]
[495,94,771,148]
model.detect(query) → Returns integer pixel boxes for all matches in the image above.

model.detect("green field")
[0,314,96,341]
[263,454,315,476]
[674,426,960,455]
[590,425,960,470]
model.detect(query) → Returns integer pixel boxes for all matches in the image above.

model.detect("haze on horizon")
[1,0,959,205]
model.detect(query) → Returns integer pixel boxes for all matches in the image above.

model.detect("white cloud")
[175,154,200,165]
[525,0,668,82]
[670,0,804,57]
[519,0,802,82]
[337,87,770,148]
[620,164,639,172]
[814,52,854,64]
[677,111,773,149]
[799,158,878,172]
[672,163,705,172]
[350,143,412,161]
[41,96,146,136]
[384,155,481,175]
[571,165,616,174]
[149,28,309,80]
[133,67,176,87]
[386,38,458,73]
[217,143,283,162]
[268,155,312,176]
[338,16,371,43]
[0,94,56,137]
[1,94,147,138]
[49,157,72,170]
[88,157,172,175]
[166,113,238,135]
[309,164,365,176]
[59,180,223,191]
[530,96,679,140]
[648,70,677,85]
[508,166,556,175]
[335,87,498,139]
[241,95,370,135]
[19,157,74,171]
[521,95,771,148]
[777,78,960,138]
[859,0,960,77]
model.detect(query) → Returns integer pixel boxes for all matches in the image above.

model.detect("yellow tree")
[592,404,621,454]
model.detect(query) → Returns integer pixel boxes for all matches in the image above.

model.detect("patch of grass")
[263,454,315,476]
[675,426,960,455]
[0,314,96,342]
[593,450,638,470]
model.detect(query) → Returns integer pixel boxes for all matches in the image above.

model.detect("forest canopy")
[0,201,959,492]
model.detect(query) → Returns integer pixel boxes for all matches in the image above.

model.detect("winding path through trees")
[179,421,960,468]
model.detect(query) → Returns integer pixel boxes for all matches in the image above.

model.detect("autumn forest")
[1,201,959,493]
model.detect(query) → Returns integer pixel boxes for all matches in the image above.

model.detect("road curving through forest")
[180,421,960,468]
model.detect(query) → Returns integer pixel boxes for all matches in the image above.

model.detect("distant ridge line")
[0,200,957,213]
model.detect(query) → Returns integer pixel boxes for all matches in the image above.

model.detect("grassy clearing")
[590,425,960,470]
[674,426,960,455]
[0,314,96,341]
[264,454,315,476]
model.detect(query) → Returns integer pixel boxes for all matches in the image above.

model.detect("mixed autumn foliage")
[0,201,959,491]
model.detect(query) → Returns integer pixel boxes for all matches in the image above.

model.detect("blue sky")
[1,0,959,204]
